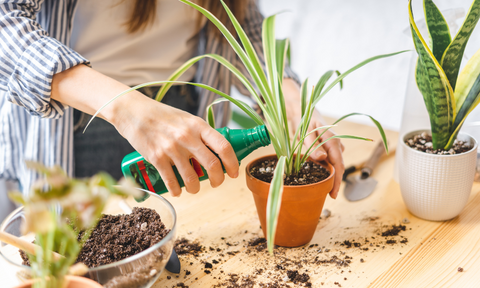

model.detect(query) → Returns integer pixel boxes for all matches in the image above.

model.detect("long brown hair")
[125,0,249,36]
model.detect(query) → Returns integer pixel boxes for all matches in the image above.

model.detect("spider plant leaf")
[332,112,389,153]
[312,70,335,107]
[300,78,309,116]
[219,0,271,98]
[85,81,264,132]
[409,0,454,149]
[291,125,336,153]
[275,39,289,87]
[424,0,452,62]
[179,0,271,101]
[318,50,408,103]
[263,15,282,119]
[304,135,373,162]
[155,54,264,111]
[441,0,480,90]
[206,98,229,128]
[335,70,343,89]
[266,155,286,255]
[275,39,290,140]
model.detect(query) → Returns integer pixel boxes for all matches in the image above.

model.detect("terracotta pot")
[246,154,335,247]
[14,276,103,288]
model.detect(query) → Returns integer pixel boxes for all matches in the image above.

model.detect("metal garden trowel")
[343,141,386,201]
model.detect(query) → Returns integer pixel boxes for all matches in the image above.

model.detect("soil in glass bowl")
[20,207,170,288]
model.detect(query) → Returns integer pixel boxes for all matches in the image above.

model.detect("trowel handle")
[361,141,386,179]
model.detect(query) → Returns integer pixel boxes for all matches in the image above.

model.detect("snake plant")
[409,0,480,150]
[90,0,405,254]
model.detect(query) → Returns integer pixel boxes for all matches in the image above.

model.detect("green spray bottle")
[121,125,270,196]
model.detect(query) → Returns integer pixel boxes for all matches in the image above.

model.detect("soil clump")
[250,158,330,185]
[405,132,472,155]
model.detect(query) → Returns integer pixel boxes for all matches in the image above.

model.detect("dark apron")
[73,84,199,179]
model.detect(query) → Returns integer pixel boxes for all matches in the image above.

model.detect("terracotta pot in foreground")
[14,276,103,288]
[246,154,335,247]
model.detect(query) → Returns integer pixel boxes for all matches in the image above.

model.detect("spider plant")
[409,0,480,150]
[8,162,141,288]
[89,0,405,254]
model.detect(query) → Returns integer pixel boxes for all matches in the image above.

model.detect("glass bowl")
[0,191,177,288]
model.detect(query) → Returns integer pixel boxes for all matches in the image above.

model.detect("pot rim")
[245,154,335,188]
[15,275,103,288]
[0,190,177,273]
[401,129,478,157]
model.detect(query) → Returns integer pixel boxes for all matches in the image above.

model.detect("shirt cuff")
[7,37,90,119]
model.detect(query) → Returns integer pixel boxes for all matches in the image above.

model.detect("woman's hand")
[114,95,240,197]
[283,78,345,199]
[52,64,239,197]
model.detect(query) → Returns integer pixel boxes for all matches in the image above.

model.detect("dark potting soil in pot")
[250,158,330,185]
[20,207,170,288]
[405,132,473,155]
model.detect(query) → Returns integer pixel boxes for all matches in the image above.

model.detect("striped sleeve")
[232,0,300,97]
[0,0,90,119]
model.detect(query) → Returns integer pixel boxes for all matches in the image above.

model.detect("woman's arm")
[0,0,89,118]
[51,64,240,197]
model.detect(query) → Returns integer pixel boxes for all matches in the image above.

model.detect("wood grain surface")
[2,118,479,288]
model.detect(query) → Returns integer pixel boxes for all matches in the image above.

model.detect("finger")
[201,128,239,179]
[304,127,327,162]
[323,141,345,199]
[150,156,182,197]
[193,146,225,188]
[173,155,202,194]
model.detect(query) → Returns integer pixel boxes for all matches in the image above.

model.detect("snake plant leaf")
[454,48,480,117]
[266,155,286,255]
[424,0,452,62]
[441,0,480,90]
[410,0,454,149]
[446,48,480,147]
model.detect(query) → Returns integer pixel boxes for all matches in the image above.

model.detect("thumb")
[311,147,327,162]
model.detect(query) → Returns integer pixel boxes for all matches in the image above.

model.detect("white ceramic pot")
[399,129,478,221]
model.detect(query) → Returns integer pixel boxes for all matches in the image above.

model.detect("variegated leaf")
[424,0,452,62]
[441,0,480,90]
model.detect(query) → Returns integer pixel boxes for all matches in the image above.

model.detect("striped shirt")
[0,0,298,194]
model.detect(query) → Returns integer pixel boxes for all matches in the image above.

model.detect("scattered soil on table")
[175,238,204,256]
[20,207,170,288]
[250,158,330,185]
[405,132,472,155]
[168,216,412,288]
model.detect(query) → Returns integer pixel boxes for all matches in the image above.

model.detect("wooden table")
[153,119,480,288]
[2,119,480,288]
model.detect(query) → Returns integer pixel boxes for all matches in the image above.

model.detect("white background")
[257,0,480,132]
